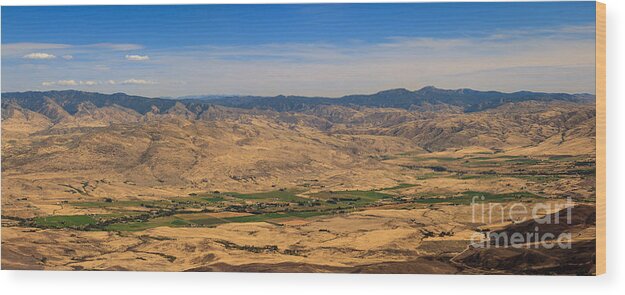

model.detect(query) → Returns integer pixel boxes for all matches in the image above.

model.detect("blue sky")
[1,2,597,97]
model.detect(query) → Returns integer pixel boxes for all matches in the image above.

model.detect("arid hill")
[2,89,595,190]
[1,88,597,274]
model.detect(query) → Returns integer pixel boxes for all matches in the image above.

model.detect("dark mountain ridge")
[1,87,594,117]
[1,90,178,115]
[213,87,593,112]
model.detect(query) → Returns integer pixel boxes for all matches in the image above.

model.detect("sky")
[1,2,597,97]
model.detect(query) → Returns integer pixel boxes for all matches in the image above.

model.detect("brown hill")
[1,91,596,200]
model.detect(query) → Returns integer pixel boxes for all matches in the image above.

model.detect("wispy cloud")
[125,54,150,61]
[2,42,143,58]
[84,43,144,51]
[121,79,156,85]
[62,55,74,60]
[2,43,70,56]
[41,79,156,86]
[23,52,56,60]
[42,80,78,86]
[80,80,98,86]
[5,24,595,96]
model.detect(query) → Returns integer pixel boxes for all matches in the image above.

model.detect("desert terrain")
[1,87,597,274]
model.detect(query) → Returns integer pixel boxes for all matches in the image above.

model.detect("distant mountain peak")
[418,85,466,93]
[376,88,412,94]
[1,87,594,117]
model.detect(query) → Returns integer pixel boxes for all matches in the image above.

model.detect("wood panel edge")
[595,0,606,276]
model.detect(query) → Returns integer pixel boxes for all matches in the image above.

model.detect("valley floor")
[1,148,597,274]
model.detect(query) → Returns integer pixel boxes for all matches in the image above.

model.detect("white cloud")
[41,80,79,86]
[57,80,78,86]
[41,79,155,87]
[62,55,74,60]
[133,32,593,96]
[125,54,150,61]
[121,79,156,85]
[2,42,143,58]
[8,24,595,96]
[41,80,96,86]
[23,52,56,60]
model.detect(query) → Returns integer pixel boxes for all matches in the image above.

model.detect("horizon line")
[0,86,597,99]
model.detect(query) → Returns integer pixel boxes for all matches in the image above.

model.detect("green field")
[72,199,172,208]
[505,158,542,165]
[31,173,550,233]
[105,210,333,230]
[455,174,499,180]
[412,156,458,162]
[221,211,329,223]
[104,216,192,231]
[310,190,392,201]
[549,155,578,161]
[378,183,417,191]
[412,191,542,205]
[33,215,98,228]
[219,190,307,202]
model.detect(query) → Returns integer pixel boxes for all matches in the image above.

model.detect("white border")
[1,0,623,294]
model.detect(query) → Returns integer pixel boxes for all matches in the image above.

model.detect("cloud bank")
[2,25,595,97]
[42,79,156,86]
[125,54,150,61]
[121,79,156,85]
[23,52,56,60]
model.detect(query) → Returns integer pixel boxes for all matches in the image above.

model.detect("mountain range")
[1,86,598,273]
[1,86,596,181]
[1,86,595,117]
